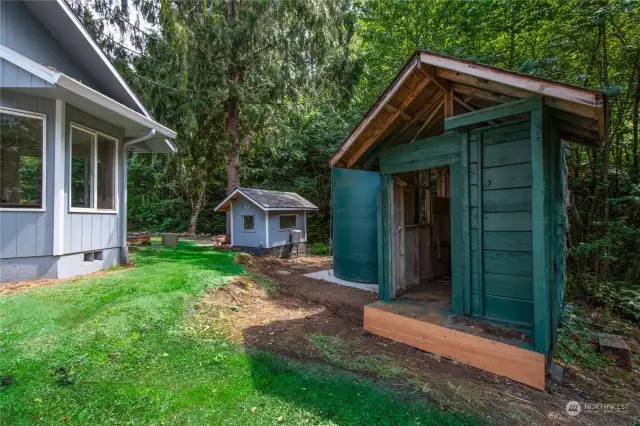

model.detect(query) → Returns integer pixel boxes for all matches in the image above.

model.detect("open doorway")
[390,167,452,310]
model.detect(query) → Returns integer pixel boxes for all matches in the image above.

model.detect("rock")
[276,270,291,276]
[429,353,441,362]
[598,333,632,370]
[549,363,564,382]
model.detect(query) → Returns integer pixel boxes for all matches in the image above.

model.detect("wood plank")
[484,295,534,325]
[483,163,532,190]
[452,83,517,104]
[348,75,432,167]
[461,133,471,315]
[382,132,460,167]
[473,139,531,167]
[473,272,533,301]
[330,57,421,166]
[530,109,551,354]
[422,52,600,107]
[476,133,484,315]
[444,81,454,117]
[481,250,533,277]
[483,231,532,252]
[385,103,413,121]
[380,153,460,175]
[445,97,543,131]
[364,304,546,389]
[483,187,532,213]
[450,162,464,315]
[410,100,444,143]
[482,212,532,232]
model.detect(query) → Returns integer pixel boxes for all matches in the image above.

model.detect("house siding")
[0,58,54,88]
[0,90,55,260]
[63,104,123,254]
[267,211,306,248]
[0,0,98,89]
[231,195,267,248]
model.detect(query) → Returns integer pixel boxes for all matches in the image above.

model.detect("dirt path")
[189,254,639,426]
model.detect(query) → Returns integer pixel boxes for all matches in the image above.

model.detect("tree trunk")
[597,11,610,282]
[188,183,207,236]
[633,72,639,178]
[225,0,240,244]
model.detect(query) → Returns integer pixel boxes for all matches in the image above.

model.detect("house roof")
[214,188,319,212]
[1,0,177,152]
[24,0,151,117]
[0,45,176,153]
[330,50,606,169]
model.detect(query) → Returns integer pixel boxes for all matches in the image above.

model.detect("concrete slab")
[303,269,378,293]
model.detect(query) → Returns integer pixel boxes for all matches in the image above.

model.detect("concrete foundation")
[304,269,378,293]
[1,247,121,283]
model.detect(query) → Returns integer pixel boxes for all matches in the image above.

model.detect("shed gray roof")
[214,187,319,212]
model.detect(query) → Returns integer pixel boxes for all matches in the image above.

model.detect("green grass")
[0,243,477,425]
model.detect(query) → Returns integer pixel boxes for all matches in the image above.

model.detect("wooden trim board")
[363,304,546,390]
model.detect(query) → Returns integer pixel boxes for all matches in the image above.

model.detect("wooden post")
[531,107,551,354]
[461,133,471,315]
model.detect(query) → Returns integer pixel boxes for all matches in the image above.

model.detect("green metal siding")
[332,168,380,283]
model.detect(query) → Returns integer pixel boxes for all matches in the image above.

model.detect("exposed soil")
[193,253,639,426]
[0,264,136,295]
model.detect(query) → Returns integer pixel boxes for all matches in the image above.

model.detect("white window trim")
[0,106,47,212]
[242,214,255,232]
[68,122,119,214]
[278,214,297,231]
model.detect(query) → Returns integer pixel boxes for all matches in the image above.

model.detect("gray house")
[0,0,177,282]
[214,188,318,257]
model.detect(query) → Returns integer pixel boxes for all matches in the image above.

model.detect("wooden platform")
[364,300,546,390]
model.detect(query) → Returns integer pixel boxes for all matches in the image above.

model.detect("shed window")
[279,214,297,230]
[243,215,254,231]
[70,124,117,212]
[0,108,45,210]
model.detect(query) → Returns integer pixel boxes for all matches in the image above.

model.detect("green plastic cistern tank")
[331,168,379,284]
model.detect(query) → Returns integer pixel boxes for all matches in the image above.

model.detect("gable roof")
[0,44,176,152]
[214,188,319,212]
[23,0,150,116]
[330,50,606,169]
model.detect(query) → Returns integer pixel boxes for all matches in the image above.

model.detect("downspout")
[120,129,155,264]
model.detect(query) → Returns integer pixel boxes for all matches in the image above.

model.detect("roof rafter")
[347,75,432,168]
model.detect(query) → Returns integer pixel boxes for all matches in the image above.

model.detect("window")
[279,214,297,230]
[70,124,117,212]
[243,215,254,232]
[0,108,45,210]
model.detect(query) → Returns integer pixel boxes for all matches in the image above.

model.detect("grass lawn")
[0,244,478,425]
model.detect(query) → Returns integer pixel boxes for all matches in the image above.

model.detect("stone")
[276,270,292,276]
[549,363,564,382]
[598,333,632,370]
[162,233,179,247]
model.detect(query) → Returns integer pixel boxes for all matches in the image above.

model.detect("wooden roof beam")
[330,56,421,167]
[347,75,432,168]
[451,83,516,104]
[385,104,413,121]
[420,51,600,107]
[386,92,444,148]
[411,100,444,142]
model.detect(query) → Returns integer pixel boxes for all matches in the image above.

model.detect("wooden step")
[364,303,546,390]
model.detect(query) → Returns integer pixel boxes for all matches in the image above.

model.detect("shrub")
[307,242,330,256]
